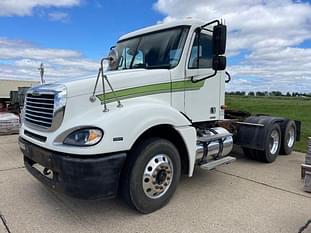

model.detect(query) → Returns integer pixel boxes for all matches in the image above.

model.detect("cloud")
[0,38,80,60]
[0,38,98,81]
[0,0,80,16]
[48,12,69,22]
[155,0,311,92]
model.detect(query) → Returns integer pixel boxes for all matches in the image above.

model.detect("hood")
[54,69,171,98]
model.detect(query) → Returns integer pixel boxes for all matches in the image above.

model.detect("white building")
[0,79,38,99]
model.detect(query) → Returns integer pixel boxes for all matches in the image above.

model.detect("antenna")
[38,63,45,84]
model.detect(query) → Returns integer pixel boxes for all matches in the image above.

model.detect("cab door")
[184,30,223,122]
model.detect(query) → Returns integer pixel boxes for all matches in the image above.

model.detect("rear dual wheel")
[243,120,297,162]
[259,123,281,162]
[280,120,296,155]
[243,123,281,163]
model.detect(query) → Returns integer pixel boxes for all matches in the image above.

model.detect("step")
[197,133,232,143]
[199,156,236,170]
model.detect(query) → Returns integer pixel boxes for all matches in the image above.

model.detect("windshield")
[115,26,189,70]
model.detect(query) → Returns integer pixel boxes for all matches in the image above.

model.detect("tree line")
[226,91,311,97]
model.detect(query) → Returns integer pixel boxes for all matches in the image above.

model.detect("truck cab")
[19,19,299,213]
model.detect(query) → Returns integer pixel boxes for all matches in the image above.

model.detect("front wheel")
[120,138,181,214]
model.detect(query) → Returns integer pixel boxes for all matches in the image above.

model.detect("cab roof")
[118,19,205,42]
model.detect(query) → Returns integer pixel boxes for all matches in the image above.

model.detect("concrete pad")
[0,135,23,171]
[0,221,7,233]
[0,137,311,233]
[0,135,19,145]
[1,168,309,233]
[219,149,311,197]
[48,168,311,233]
[0,169,98,233]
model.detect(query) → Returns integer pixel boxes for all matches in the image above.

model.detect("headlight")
[64,128,103,146]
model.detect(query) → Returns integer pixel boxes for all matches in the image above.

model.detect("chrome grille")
[25,93,55,129]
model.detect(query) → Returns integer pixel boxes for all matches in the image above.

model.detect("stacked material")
[306,138,311,164]
[303,137,311,192]
[0,113,20,135]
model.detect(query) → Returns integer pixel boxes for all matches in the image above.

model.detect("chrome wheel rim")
[269,129,280,154]
[287,126,295,148]
[142,154,173,199]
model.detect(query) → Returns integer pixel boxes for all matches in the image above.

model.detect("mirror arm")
[201,19,220,29]
[225,71,231,83]
[197,30,201,69]
[201,28,213,33]
[190,70,217,83]
[100,58,123,108]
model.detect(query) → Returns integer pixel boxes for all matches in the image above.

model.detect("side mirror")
[190,20,228,83]
[212,24,227,55]
[212,56,226,71]
[107,47,119,70]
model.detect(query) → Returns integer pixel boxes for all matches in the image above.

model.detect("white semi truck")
[19,19,300,213]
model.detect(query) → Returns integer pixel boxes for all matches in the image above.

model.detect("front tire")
[121,138,181,214]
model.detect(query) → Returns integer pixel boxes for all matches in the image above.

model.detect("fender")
[108,100,193,149]
[174,126,197,177]
[236,116,287,150]
[99,100,197,177]
[119,101,197,177]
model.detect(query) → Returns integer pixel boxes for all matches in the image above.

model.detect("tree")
[256,91,265,96]
[270,91,282,96]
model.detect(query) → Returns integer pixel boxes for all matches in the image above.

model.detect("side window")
[188,32,213,69]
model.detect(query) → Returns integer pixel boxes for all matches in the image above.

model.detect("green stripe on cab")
[96,80,204,103]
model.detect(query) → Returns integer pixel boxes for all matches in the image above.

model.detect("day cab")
[19,19,300,213]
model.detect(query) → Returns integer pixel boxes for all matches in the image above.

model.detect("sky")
[0,0,311,93]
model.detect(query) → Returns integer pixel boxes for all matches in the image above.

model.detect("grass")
[225,95,311,153]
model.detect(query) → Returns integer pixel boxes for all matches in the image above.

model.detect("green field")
[226,95,311,153]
